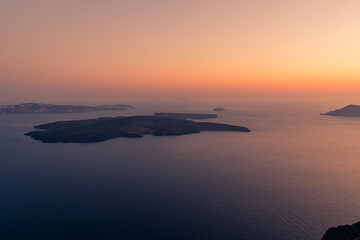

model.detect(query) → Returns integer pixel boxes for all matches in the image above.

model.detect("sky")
[1,0,360,103]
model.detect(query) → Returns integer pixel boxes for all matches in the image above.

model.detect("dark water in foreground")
[1,103,360,239]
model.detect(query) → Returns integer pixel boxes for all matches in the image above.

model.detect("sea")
[1,101,360,239]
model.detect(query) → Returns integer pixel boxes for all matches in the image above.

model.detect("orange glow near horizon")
[1,0,360,101]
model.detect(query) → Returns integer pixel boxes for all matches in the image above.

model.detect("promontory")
[321,105,360,117]
[25,115,250,143]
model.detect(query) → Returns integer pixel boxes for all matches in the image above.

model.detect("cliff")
[322,221,360,240]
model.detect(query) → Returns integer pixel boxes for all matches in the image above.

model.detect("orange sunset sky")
[1,0,360,102]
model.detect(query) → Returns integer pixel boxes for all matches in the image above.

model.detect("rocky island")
[0,103,134,114]
[321,105,360,117]
[154,112,218,119]
[25,115,250,143]
[322,221,360,240]
[212,107,226,111]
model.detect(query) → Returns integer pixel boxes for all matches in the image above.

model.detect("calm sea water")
[1,103,360,239]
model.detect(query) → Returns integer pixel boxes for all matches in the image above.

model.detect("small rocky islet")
[154,112,218,119]
[212,107,226,111]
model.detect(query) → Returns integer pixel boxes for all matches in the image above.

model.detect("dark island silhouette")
[321,105,360,117]
[322,221,360,240]
[25,115,250,143]
[212,107,226,111]
[0,103,134,114]
[154,112,217,119]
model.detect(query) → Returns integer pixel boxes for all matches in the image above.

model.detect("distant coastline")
[0,103,134,114]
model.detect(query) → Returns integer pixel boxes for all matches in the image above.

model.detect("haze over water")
[1,100,360,239]
[2,1,360,239]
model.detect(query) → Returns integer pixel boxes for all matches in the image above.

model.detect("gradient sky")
[1,0,360,102]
